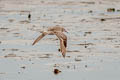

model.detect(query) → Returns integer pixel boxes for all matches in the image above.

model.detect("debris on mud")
[88,10,93,13]
[107,8,115,12]
[75,57,82,62]
[21,66,26,69]
[84,32,92,36]
[67,50,80,53]
[38,54,52,58]
[4,53,17,58]
[19,20,30,24]
[0,27,9,30]
[0,72,6,74]
[100,18,106,21]
[8,19,14,23]
[53,69,61,75]
[28,12,31,20]
[85,65,88,68]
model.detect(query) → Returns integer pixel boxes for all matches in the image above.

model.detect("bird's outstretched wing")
[60,38,66,57]
[54,32,67,57]
[32,32,48,45]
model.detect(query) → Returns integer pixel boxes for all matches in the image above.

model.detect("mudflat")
[0,0,120,80]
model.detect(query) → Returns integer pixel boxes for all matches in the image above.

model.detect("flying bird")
[32,26,67,57]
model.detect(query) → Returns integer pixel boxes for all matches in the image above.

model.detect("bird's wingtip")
[62,54,66,58]
[32,43,35,46]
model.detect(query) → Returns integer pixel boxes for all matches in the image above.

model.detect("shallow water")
[0,0,120,80]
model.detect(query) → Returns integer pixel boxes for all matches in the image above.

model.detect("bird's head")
[62,28,68,33]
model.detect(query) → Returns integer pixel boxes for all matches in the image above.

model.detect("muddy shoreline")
[0,0,120,80]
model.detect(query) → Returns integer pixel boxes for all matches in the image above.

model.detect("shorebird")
[32,26,67,57]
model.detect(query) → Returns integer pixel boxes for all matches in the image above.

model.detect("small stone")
[21,66,26,69]
[67,65,70,69]
[117,9,120,12]
[100,18,106,21]
[54,69,61,75]
[85,65,87,68]
[8,19,14,22]
[85,45,88,48]
[18,72,20,74]
[88,10,93,13]
[107,8,115,12]
[84,32,92,36]
[28,13,31,20]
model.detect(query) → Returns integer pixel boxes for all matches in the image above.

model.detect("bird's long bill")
[32,33,46,45]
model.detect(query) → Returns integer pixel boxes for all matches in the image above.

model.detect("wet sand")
[0,0,120,80]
